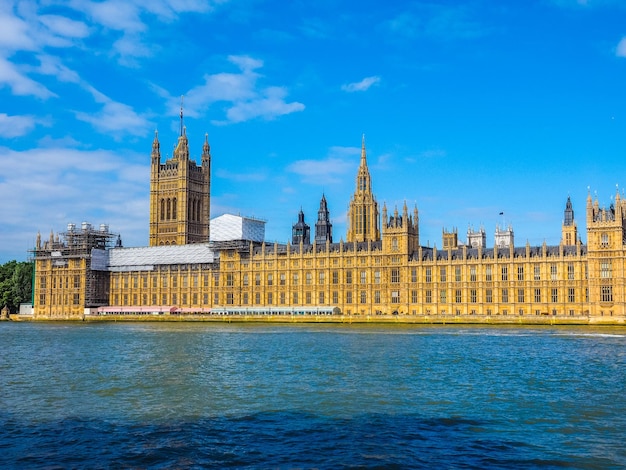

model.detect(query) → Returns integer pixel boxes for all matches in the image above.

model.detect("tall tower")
[561,196,578,245]
[149,101,211,246]
[314,194,333,244]
[292,209,311,245]
[347,136,380,243]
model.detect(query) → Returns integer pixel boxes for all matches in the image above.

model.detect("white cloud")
[286,146,358,185]
[222,86,305,123]
[0,56,55,98]
[159,55,304,125]
[76,99,151,137]
[617,37,626,57]
[0,113,37,137]
[0,145,149,259]
[341,76,381,92]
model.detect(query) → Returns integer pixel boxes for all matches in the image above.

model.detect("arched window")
[196,200,201,221]
[160,199,165,220]
[167,198,171,220]
[172,198,177,220]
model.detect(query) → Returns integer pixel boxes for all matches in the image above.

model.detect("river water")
[0,322,624,469]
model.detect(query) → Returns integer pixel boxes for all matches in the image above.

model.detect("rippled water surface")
[1,322,625,468]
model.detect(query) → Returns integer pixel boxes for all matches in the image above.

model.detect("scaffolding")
[30,222,120,308]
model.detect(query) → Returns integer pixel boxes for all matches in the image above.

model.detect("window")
[243,274,249,286]
[280,293,286,305]
[346,271,352,284]
[440,289,447,303]
[319,272,325,285]
[293,273,299,285]
[255,293,261,305]
[375,270,381,284]
[411,268,417,283]
[470,289,477,303]
[455,267,461,282]
[551,288,558,303]
[440,267,446,283]
[485,266,492,282]
[293,292,298,304]
[411,290,418,303]
[501,266,508,281]
[267,293,273,305]
[517,266,524,281]
[332,291,339,304]
[601,261,612,279]
[255,274,261,286]
[567,263,574,280]
[568,288,575,303]
[391,269,400,284]
[426,268,432,283]
[360,271,366,284]
[332,271,339,284]
[226,273,234,287]
[360,291,367,304]
[501,288,508,303]
[518,288,525,303]
[280,273,286,286]
[391,291,400,304]
[601,285,613,302]
[534,265,540,281]
[550,264,557,281]
[470,267,476,282]
[306,272,312,285]
[455,289,461,303]
[534,288,541,303]
[486,289,492,303]
[320,292,326,304]
[346,291,352,304]
[226,293,234,305]
[267,274,273,286]
[172,276,177,288]
[425,290,432,303]
[374,291,381,304]
[601,233,609,246]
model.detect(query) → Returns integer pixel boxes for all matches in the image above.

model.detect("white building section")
[100,244,216,272]
[210,214,265,242]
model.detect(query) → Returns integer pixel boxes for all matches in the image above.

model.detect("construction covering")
[210,214,265,242]
[102,243,216,272]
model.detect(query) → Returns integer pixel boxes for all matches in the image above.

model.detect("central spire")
[361,134,367,165]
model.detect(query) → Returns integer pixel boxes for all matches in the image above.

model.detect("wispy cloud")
[286,145,359,184]
[0,113,37,138]
[384,4,485,40]
[0,144,149,251]
[341,76,381,92]
[157,55,304,125]
[216,169,267,182]
[617,37,626,57]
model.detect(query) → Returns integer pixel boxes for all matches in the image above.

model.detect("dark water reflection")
[1,323,624,468]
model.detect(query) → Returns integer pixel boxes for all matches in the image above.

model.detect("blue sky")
[1,0,626,262]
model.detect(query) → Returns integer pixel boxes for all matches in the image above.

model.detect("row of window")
[39,275,81,290]
[109,286,601,309]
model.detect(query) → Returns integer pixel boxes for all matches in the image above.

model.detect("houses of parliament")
[29,125,626,322]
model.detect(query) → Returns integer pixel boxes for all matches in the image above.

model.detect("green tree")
[0,261,33,313]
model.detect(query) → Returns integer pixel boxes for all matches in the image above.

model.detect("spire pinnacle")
[179,95,184,137]
[361,134,366,164]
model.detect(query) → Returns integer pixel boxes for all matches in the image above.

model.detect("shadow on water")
[0,411,605,469]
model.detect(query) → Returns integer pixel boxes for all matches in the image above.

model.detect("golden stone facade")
[30,133,626,321]
[149,127,211,246]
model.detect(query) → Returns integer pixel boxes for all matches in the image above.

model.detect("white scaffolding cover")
[210,214,265,242]
[103,244,216,272]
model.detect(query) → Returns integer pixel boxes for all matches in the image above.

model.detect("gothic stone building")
[30,132,626,320]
